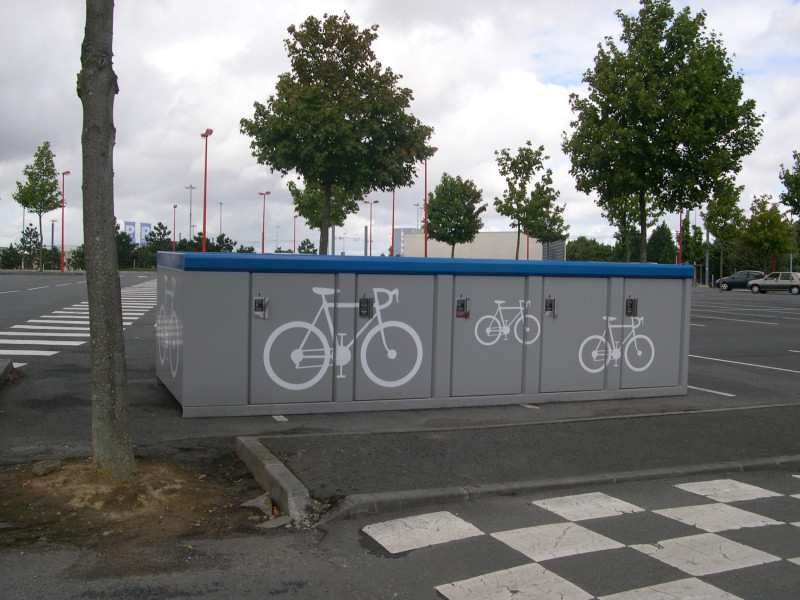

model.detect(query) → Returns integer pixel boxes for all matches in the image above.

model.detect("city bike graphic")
[474,299,541,346]
[578,316,654,373]
[263,287,423,391]
[156,275,180,378]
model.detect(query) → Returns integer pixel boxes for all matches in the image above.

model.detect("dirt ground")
[0,452,281,550]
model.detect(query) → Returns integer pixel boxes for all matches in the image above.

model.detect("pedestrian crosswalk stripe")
[0,339,85,346]
[0,350,59,356]
[0,331,90,337]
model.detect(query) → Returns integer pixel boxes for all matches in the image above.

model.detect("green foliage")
[565,236,614,262]
[68,244,86,270]
[115,222,135,269]
[738,194,797,263]
[647,222,678,264]
[426,173,487,257]
[562,0,763,262]
[675,215,705,265]
[240,12,434,254]
[236,245,256,253]
[40,246,62,270]
[779,150,800,219]
[494,142,568,258]
[0,243,23,269]
[12,141,62,270]
[287,180,360,230]
[135,222,172,268]
[19,224,41,269]
[703,178,744,282]
[297,238,317,254]
[274,246,294,253]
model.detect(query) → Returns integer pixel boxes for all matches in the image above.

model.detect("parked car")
[748,272,800,295]
[715,270,765,291]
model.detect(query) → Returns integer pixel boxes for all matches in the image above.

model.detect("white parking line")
[690,314,777,325]
[26,286,49,291]
[0,349,59,356]
[690,354,800,375]
[688,385,736,398]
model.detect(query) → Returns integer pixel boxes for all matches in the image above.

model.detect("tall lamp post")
[185,184,196,240]
[413,202,420,229]
[423,147,437,257]
[60,170,70,272]
[172,204,178,251]
[363,199,379,256]
[259,191,271,253]
[293,214,298,253]
[200,128,213,252]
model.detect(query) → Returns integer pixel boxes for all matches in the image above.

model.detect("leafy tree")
[297,238,317,254]
[12,141,61,270]
[274,246,293,253]
[236,245,256,253]
[779,150,800,218]
[240,12,434,254]
[0,243,23,269]
[738,195,797,269]
[77,0,135,480]
[19,224,41,269]
[426,173,487,258]
[287,180,361,231]
[703,178,744,284]
[67,244,86,270]
[494,142,567,258]
[647,221,678,264]
[214,233,236,253]
[676,214,705,265]
[40,246,62,270]
[136,221,171,268]
[115,222,135,269]
[566,236,614,262]
[612,224,642,262]
[562,0,763,262]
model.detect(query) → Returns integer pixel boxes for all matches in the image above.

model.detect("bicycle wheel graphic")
[156,304,168,366]
[475,315,502,346]
[624,335,655,372]
[264,322,331,391]
[168,312,180,378]
[578,334,610,373]
[360,321,423,388]
[514,315,541,345]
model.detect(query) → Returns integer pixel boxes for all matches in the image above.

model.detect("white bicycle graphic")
[578,316,654,373]
[474,299,541,346]
[263,287,423,391]
[156,275,180,378]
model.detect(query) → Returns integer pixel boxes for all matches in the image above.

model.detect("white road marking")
[362,512,483,555]
[688,385,736,397]
[690,354,800,375]
[0,350,59,356]
[0,339,85,346]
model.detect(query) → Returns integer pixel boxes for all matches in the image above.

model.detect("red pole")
[60,170,70,271]
[200,128,213,252]
[424,159,428,257]
[678,209,683,264]
[172,204,177,251]
[293,214,298,253]
[526,230,530,260]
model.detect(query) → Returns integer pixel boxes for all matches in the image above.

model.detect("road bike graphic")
[156,275,180,378]
[474,299,541,346]
[578,316,654,373]
[263,287,423,391]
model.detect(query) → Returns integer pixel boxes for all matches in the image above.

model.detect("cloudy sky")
[1,0,798,255]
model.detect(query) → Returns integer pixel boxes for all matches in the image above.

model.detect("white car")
[748,272,800,295]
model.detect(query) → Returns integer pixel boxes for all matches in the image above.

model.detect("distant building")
[397,229,565,260]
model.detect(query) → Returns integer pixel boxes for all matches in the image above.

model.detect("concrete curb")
[235,436,313,523]
[0,359,12,389]
[318,454,800,523]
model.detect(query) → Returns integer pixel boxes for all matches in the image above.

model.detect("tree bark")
[638,190,648,263]
[77,0,135,481]
[319,183,331,254]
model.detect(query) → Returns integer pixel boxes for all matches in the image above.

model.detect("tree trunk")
[637,190,648,263]
[515,225,521,260]
[37,213,44,271]
[78,0,135,481]
[450,244,455,258]
[719,246,724,292]
[319,183,331,255]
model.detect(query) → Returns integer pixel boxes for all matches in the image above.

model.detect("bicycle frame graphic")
[263,287,423,391]
[578,316,654,373]
[156,275,180,378]
[474,299,541,346]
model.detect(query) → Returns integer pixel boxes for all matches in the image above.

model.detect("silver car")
[748,272,800,295]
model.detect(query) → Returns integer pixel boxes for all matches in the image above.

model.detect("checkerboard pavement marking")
[361,475,800,599]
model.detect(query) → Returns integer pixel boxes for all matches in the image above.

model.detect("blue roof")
[157,252,694,279]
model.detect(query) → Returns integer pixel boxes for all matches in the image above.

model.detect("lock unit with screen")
[359,295,374,318]
[544,296,557,317]
[625,297,638,317]
[455,297,470,318]
[253,295,268,319]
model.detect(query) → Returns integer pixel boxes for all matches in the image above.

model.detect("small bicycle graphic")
[263,287,423,391]
[474,299,541,346]
[156,275,180,378]
[578,316,654,373]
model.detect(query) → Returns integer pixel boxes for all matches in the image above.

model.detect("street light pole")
[200,128,213,252]
[259,191,270,253]
[185,184,196,241]
[293,214,298,253]
[60,170,70,272]
[413,202,420,230]
[423,147,437,257]
[173,204,178,251]
[363,199,379,256]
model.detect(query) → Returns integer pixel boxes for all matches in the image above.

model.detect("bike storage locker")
[156,253,693,417]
